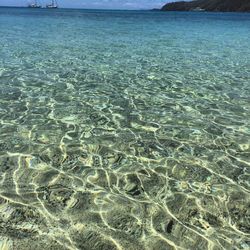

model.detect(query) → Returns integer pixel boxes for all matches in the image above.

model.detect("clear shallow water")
[0,7,250,250]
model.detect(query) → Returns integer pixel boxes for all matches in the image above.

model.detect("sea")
[0,7,249,250]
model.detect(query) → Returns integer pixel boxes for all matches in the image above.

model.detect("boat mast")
[46,0,58,8]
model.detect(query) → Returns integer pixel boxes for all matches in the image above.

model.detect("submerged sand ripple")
[0,95,249,249]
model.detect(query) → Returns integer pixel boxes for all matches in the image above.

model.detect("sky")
[0,0,174,9]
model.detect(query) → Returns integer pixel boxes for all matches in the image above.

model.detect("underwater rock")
[36,184,74,213]
[151,208,174,235]
[123,173,145,197]
[68,191,94,213]
[39,147,65,168]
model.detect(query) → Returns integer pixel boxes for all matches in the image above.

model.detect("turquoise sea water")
[0,7,250,250]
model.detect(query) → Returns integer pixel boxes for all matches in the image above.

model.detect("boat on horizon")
[46,0,58,8]
[28,0,41,8]
[192,7,206,12]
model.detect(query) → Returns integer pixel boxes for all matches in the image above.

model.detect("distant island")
[161,0,250,12]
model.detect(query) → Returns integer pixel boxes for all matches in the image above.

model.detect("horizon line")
[0,5,161,11]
